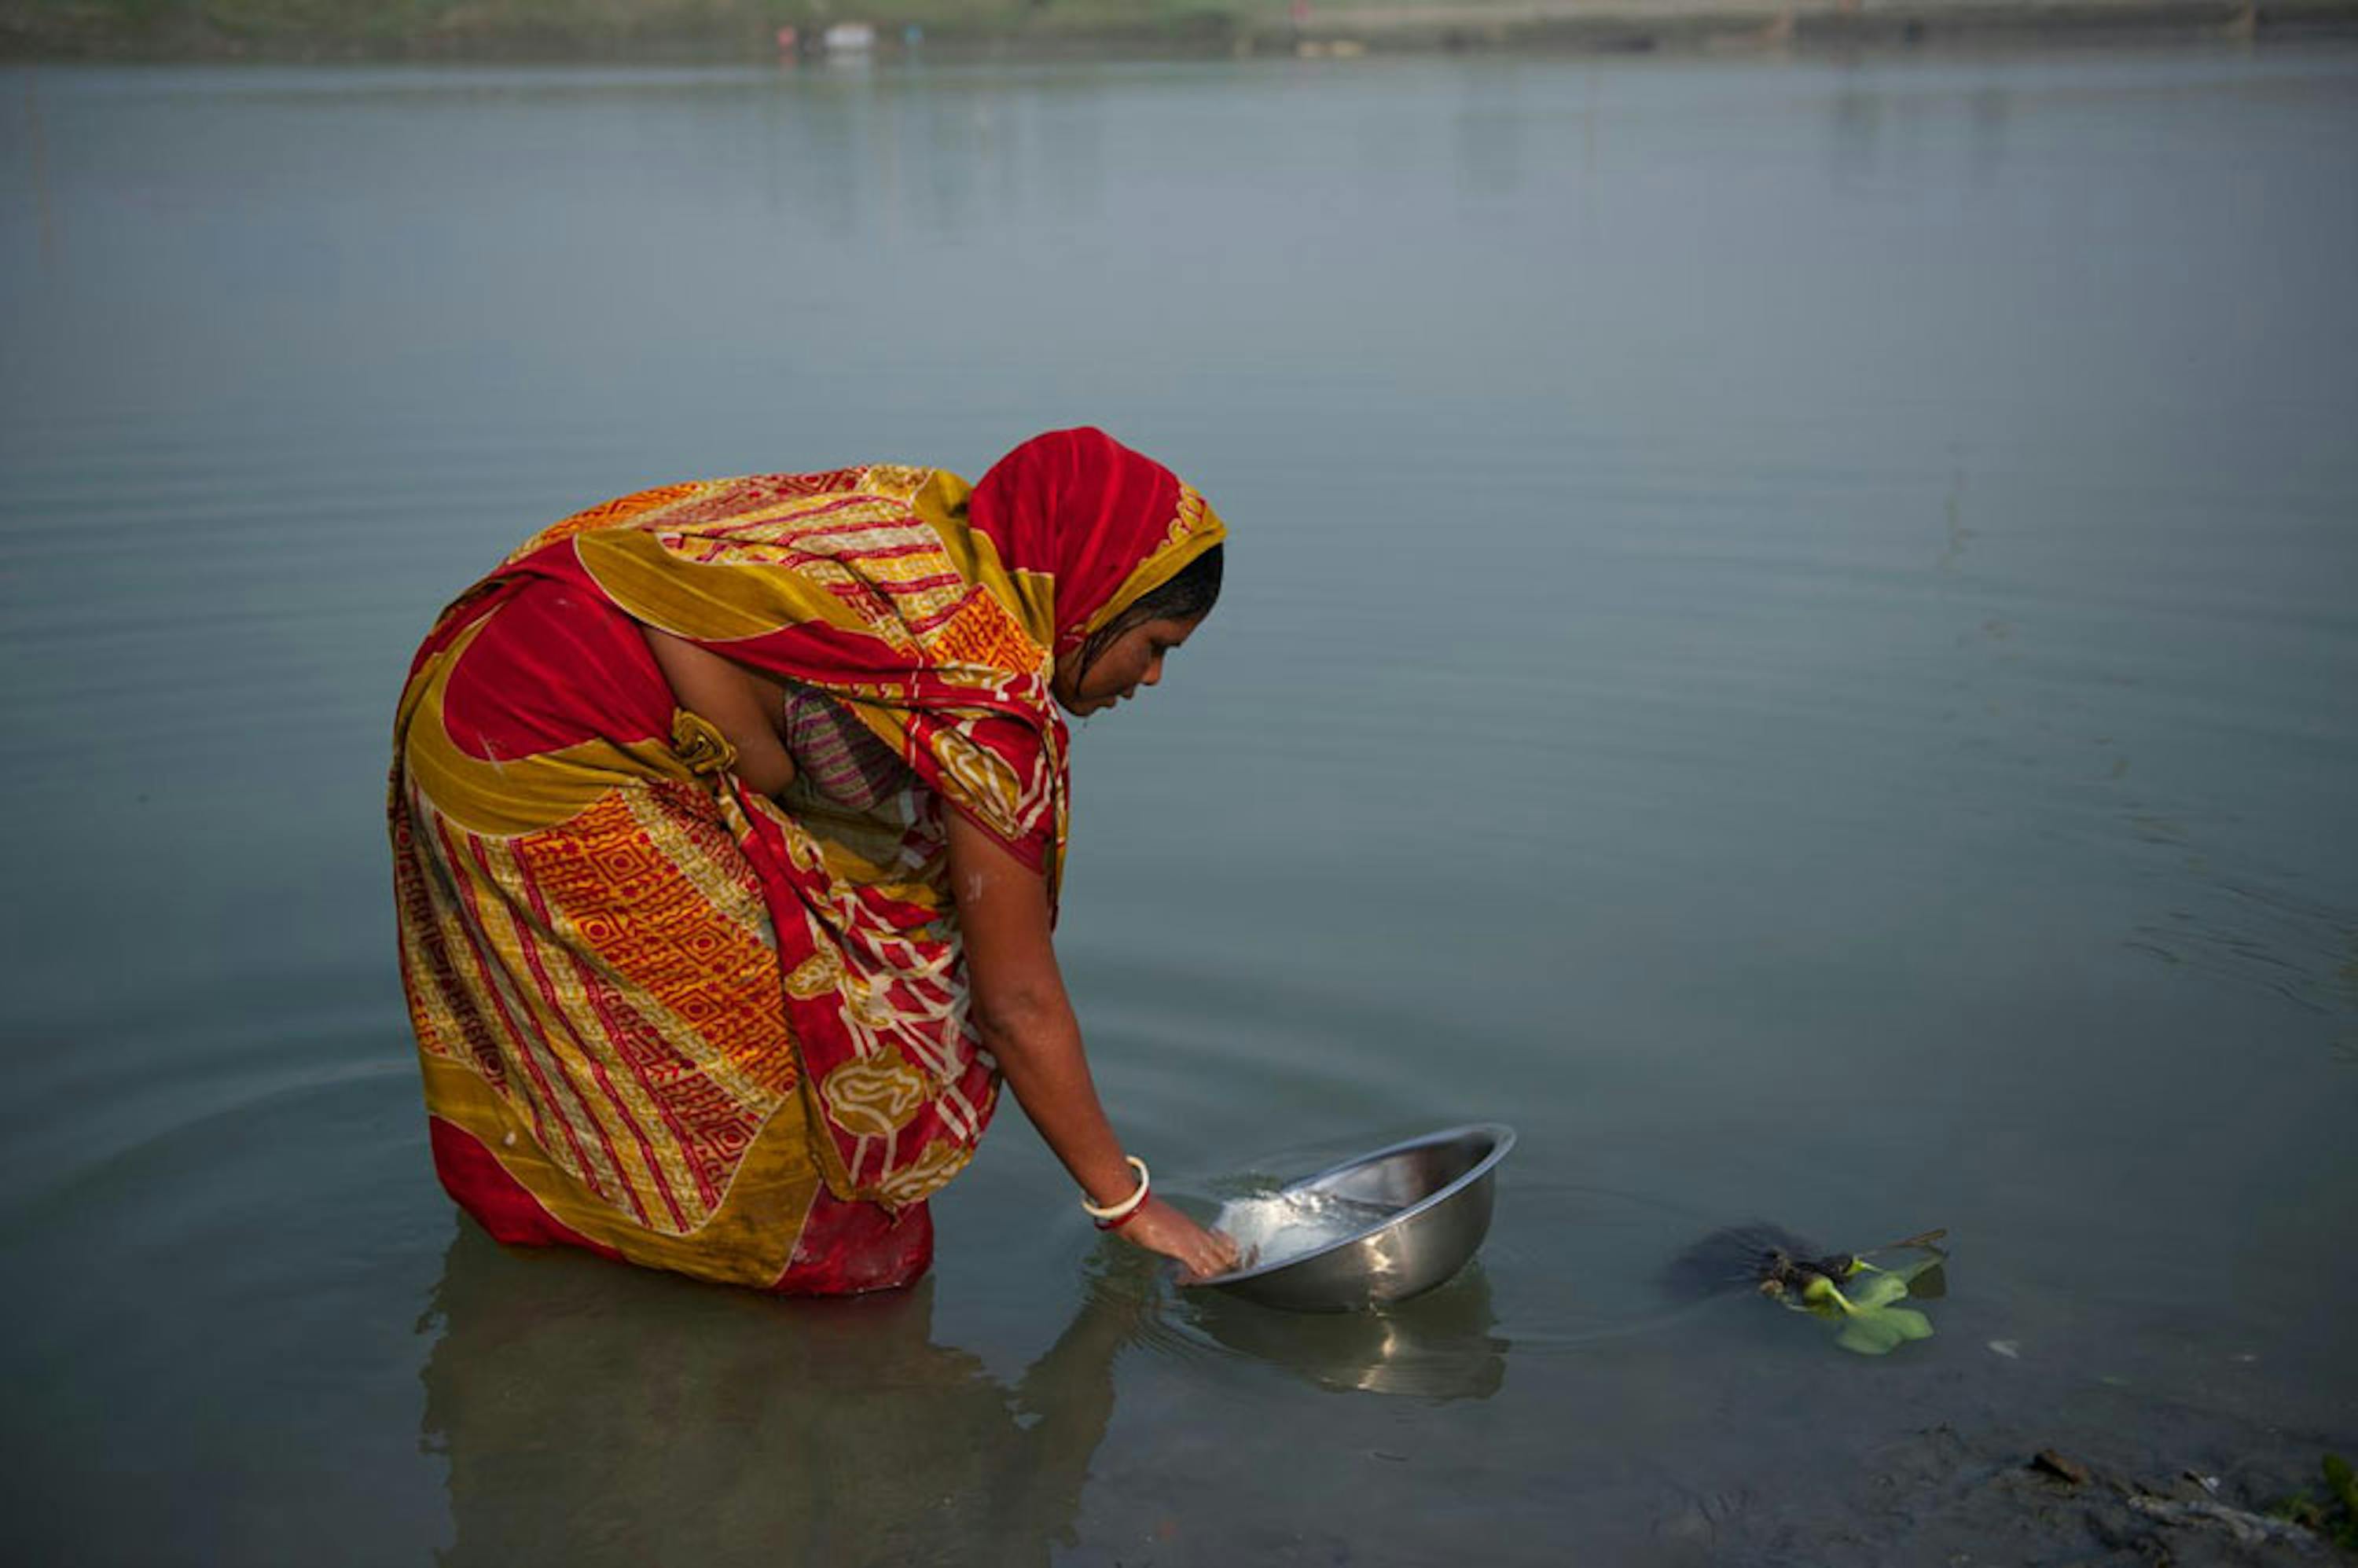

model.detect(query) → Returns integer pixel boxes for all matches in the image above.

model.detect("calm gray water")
[2,45,2354,1563]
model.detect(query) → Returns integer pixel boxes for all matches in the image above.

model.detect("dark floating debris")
[1662,1223,1951,1357]
[2030,1449,2092,1487]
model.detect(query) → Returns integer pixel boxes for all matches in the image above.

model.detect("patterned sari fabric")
[391,430,1225,1291]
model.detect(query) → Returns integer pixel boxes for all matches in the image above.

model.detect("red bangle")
[1095,1201,1148,1233]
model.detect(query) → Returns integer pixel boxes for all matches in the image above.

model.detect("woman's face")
[1052,615,1203,718]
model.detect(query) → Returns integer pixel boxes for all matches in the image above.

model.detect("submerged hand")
[1116,1196,1241,1283]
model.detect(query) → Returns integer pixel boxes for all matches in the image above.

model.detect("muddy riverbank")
[1708,1422,2352,1563]
[6,0,2356,61]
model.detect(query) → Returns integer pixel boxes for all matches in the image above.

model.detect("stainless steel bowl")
[1198,1124,1515,1313]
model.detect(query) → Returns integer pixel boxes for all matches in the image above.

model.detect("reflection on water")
[18,71,58,273]
[1178,1267,1510,1401]
[422,1225,1132,1566]
[1971,85,2009,185]
[1452,65,1528,196]
[423,1218,1506,1561]
[1828,65,2015,190]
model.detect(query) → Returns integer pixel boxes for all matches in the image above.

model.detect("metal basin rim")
[1196,1122,1517,1288]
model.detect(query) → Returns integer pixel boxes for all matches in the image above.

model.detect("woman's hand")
[1115,1197,1241,1283]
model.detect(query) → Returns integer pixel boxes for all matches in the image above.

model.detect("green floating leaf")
[1833,1305,1934,1356]
[1835,1315,1904,1355]
[1882,1305,1934,1340]
[1850,1273,1912,1311]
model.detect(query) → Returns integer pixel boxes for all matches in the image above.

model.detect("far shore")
[6,0,2356,64]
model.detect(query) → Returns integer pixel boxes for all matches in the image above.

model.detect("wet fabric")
[389,431,1225,1291]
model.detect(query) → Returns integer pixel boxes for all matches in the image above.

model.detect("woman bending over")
[390,428,1239,1291]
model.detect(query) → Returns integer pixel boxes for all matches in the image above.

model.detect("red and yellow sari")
[390,430,1225,1292]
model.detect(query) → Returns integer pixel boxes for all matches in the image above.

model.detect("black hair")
[1076,543,1224,681]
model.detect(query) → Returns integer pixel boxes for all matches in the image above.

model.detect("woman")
[390,428,1240,1293]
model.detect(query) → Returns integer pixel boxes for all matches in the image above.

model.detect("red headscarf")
[967,427,1216,663]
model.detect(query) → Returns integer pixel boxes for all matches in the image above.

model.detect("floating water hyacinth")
[1763,1229,1948,1357]
[1793,1265,1940,1355]
[1662,1225,1949,1357]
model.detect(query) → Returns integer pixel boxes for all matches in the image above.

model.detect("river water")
[2,44,2353,1563]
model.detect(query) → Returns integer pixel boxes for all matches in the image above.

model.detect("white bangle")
[1079,1156,1151,1222]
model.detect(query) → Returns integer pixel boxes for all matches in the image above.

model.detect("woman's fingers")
[1200,1226,1242,1276]
[1117,1199,1242,1283]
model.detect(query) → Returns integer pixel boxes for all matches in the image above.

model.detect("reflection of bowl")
[1185,1265,1509,1398]
[1198,1125,1515,1313]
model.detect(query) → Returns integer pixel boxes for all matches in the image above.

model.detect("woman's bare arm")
[640,626,799,796]
[946,809,1239,1280]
